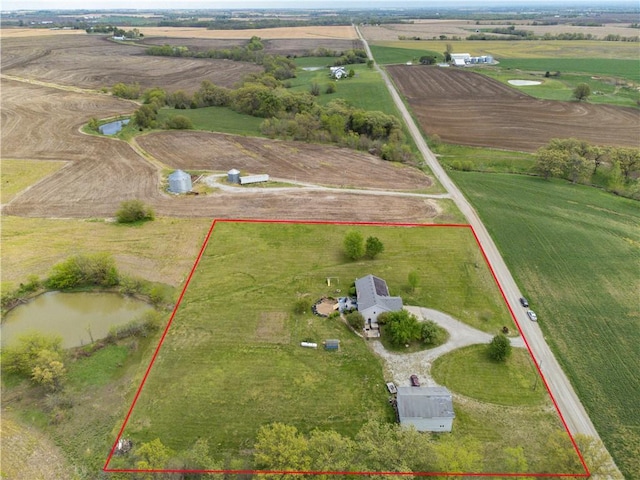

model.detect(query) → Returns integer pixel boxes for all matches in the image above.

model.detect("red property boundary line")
[104,219,590,478]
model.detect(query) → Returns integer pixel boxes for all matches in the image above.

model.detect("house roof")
[396,387,455,419]
[355,275,403,313]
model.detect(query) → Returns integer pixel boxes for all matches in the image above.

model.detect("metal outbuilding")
[168,169,192,194]
[396,386,455,432]
[227,169,241,184]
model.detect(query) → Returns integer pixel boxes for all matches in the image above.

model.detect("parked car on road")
[527,310,538,321]
[520,297,529,307]
[410,374,420,387]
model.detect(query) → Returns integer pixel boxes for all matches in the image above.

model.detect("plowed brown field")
[138,131,431,191]
[1,45,439,223]
[1,35,262,92]
[387,66,640,151]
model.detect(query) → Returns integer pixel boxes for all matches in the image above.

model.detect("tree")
[3,331,64,376]
[31,349,66,392]
[309,82,320,96]
[343,230,365,260]
[572,83,591,101]
[365,236,384,259]
[87,117,100,132]
[135,438,174,472]
[253,423,311,475]
[574,434,624,479]
[46,253,119,289]
[308,429,356,474]
[419,55,436,65]
[133,104,158,129]
[488,333,512,362]
[165,115,193,130]
[535,146,567,180]
[408,271,419,292]
[383,310,421,346]
[346,311,365,330]
[115,199,155,224]
[420,320,442,345]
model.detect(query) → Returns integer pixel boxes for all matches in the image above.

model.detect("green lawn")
[448,172,640,478]
[117,221,514,465]
[157,106,265,137]
[288,64,400,114]
[431,344,547,407]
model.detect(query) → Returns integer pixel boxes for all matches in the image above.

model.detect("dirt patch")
[255,312,290,343]
[313,297,338,316]
[387,66,640,151]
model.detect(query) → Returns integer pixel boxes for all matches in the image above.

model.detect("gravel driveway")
[369,306,525,388]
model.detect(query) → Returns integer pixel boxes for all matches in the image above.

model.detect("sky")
[2,0,635,11]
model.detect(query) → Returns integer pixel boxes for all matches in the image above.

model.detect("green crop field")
[116,221,517,468]
[497,58,640,82]
[369,45,443,66]
[447,172,640,478]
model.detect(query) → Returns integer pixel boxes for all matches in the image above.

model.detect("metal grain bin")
[227,169,240,184]
[168,169,192,193]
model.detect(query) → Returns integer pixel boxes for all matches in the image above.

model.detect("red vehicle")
[410,374,420,387]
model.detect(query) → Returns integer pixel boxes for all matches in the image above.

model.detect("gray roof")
[396,387,455,419]
[355,275,403,313]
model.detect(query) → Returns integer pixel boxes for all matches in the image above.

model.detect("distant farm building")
[396,386,455,432]
[330,66,348,79]
[168,169,192,193]
[450,53,494,66]
[355,275,403,335]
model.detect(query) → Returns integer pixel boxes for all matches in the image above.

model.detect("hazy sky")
[2,0,633,12]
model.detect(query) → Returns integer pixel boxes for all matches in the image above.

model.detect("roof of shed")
[397,387,455,419]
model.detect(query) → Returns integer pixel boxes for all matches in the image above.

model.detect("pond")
[1,291,154,349]
[99,119,130,135]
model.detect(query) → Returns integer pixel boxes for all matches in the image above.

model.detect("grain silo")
[168,169,192,193]
[227,168,240,184]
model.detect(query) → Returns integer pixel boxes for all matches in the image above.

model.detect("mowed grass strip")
[157,106,265,137]
[448,172,640,478]
[431,344,546,407]
[120,221,514,460]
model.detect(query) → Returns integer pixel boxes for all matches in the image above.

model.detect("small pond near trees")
[99,119,130,135]
[1,291,154,349]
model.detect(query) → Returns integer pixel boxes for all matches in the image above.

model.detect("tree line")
[535,138,640,199]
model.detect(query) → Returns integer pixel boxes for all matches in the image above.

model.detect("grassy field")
[0,159,67,204]
[288,63,400,114]
[116,221,514,466]
[447,172,640,478]
[432,344,546,407]
[0,216,213,290]
[433,143,536,174]
[496,57,640,83]
[157,106,265,137]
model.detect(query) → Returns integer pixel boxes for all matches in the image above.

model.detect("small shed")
[168,169,192,194]
[227,169,240,184]
[240,174,269,185]
[324,339,340,351]
[396,386,455,432]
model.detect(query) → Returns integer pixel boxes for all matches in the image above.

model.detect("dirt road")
[356,24,614,473]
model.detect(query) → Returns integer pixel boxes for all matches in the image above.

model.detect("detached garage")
[396,387,455,432]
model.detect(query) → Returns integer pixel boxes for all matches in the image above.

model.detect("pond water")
[1,291,154,349]
[99,119,130,135]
